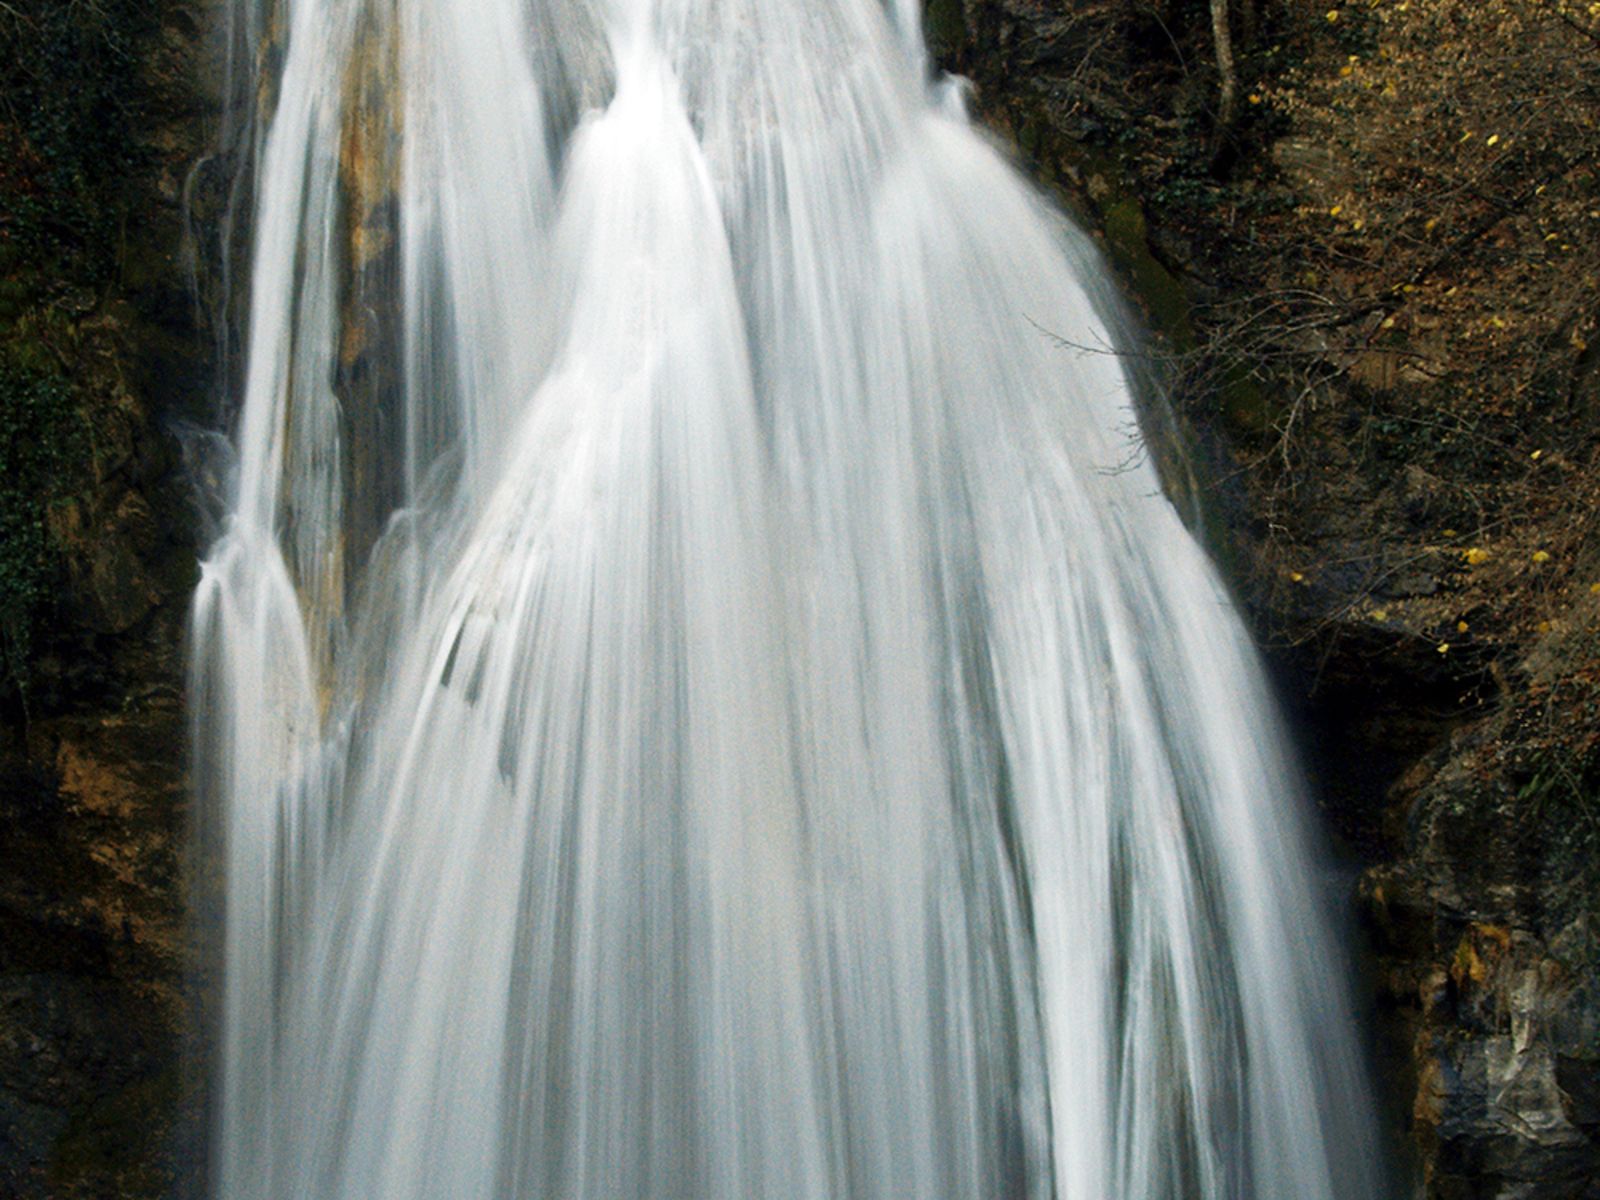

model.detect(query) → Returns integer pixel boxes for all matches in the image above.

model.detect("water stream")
[191,0,1384,1195]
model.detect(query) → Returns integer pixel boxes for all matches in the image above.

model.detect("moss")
[924,0,966,60]
[1100,197,1195,355]
[0,354,85,708]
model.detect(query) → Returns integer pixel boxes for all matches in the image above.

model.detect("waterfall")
[190,0,1384,1195]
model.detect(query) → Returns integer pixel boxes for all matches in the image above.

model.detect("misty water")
[190,0,1384,1195]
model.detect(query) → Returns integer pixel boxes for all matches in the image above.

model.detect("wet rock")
[0,0,214,1194]
[51,490,168,636]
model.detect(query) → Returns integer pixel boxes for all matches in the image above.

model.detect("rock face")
[1366,630,1600,1197]
[0,0,220,1194]
[932,0,1600,1194]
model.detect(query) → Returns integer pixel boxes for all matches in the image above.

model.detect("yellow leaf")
[1456,621,1470,634]
[1327,8,1340,20]
[1486,135,1500,147]
[1371,608,1390,621]
[1290,571,1305,583]
[1531,449,1543,460]
[1532,550,1551,563]
[1437,643,1450,655]
[1464,548,1489,565]
[1330,205,1344,217]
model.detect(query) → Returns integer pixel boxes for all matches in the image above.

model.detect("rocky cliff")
[0,0,219,1194]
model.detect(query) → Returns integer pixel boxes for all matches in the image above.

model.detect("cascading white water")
[191,0,1386,1196]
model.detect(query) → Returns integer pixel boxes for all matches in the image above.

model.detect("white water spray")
[192,0,1385,1196]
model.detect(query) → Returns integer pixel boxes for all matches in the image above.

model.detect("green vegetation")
[0,356,83,706]
[0,0,158,714]
[0,0,153,280]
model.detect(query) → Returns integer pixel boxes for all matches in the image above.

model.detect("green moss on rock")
[0,356,84,704]
[1099,195,1194,355]
[924,0,966,61]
